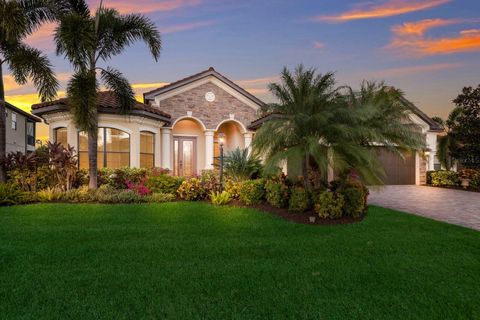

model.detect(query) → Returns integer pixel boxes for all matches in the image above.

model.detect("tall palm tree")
[0,0,59,182]
[54,0,161,189]
[253,65,424,188]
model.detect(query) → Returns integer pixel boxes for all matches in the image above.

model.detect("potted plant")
[459,169,478,189]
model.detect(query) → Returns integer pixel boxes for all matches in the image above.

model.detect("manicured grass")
[0,203,479,319]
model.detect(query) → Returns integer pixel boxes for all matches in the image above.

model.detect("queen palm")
[55,0,161,189]
[0,0,59,182]
[253,65,424,188]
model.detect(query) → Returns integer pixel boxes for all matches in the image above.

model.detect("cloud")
[161,20,216,34]
[391,18,461,36]
[387,19,480,56]
[313,41,325,49]
[4,73,71,95]
[313,0,450,23]
[369,62,463,78]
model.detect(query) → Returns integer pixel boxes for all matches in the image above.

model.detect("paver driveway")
[368,185,480,231]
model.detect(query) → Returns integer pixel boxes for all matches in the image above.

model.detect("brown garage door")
[375,148,416,185]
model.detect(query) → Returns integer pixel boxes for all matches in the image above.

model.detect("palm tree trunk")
[0,62,7,183]
[88,111,98,189]
[303,152,311,191]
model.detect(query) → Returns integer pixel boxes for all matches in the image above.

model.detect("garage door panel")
[376,148,415,185]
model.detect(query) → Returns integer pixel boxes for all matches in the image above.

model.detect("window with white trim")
[11,112,17,130]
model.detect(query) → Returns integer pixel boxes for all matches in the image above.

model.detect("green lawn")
[0,203,479,319]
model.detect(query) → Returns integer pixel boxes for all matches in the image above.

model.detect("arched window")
[78,128,130,169]
[54,127,67,146]
[140,131,154,168]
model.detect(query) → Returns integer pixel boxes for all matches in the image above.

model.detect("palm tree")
[432,108,462,170]
[54,0,161,189]
[253,65,424,188]
[0,0,59,182]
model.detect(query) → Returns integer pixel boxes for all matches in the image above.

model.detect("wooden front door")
[173,137,196,176]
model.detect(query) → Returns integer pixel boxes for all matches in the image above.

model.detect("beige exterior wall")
[42,112,165,168]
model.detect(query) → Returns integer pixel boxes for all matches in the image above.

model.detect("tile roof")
[32,91,171,119]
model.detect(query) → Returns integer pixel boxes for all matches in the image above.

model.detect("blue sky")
[5,0,480,128]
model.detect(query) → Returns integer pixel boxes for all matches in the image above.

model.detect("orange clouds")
[387,19,480,56]
[313,0,450,22]
[391,18,460,36]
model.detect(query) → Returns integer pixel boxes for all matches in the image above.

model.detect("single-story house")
[32,67,441,185]
[3,101,39,154]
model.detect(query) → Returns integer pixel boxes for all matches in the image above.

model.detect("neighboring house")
[3,101,39,154]
[32,67,441,185]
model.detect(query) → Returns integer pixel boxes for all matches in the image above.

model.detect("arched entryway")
[214,120,246,158]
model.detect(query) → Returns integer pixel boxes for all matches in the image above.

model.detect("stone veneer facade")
[154,82,259,130]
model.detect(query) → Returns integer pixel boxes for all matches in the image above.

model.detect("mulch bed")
[228,200,366,226]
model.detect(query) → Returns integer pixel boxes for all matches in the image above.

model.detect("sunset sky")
[4,0,480,140]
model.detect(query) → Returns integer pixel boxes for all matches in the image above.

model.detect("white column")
[204,130,215,170]
[130,129,140,168]
[415,151,421,185]
[154,131,161,167]
[66,122,78,151]
[426,132,437,171]
[161,128,172,170]
[244,132,253,154]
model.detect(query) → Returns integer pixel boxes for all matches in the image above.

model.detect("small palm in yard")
[223,147,262,180]
[0,0,59,182]
[55,0,161,189]
[253,65,424,188]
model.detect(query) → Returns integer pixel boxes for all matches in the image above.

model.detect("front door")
[173,137,196,176]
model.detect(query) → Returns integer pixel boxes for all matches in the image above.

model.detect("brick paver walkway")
[368,185,480,231]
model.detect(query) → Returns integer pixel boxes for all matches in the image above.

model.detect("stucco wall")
[6,108,27,154]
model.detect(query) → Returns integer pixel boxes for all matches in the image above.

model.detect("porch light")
[218,133,226,192]
[218,133,225,146]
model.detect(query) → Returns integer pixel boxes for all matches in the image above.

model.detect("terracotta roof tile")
[32,91,171,119]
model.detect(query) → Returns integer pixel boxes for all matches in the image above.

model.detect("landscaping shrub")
[36,187,62,202]
[224,147,263,180]
[470,172,480,190]
[426,170,435,185]
[59,186,94,202]
[315,191,344,219]
[177,178,206,201]
[147,192,176,203]
[126,178,151,196]
[200,170,218,194]
[288,187,311,212]
[146,174,183,194]
[0,184,26,205]
[265,180,289,208]
[210,191,232,206]
[224,179,242,199]
[339,187,365,217]
[239,179,265,205]
[98,190,147,203]
[458,169,480,180]
[430,170,460,187]
[97,167,150,189]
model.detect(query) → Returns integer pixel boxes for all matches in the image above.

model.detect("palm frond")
[99,67,135,113]
[5,42,58,101]
[66,70,98,132]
